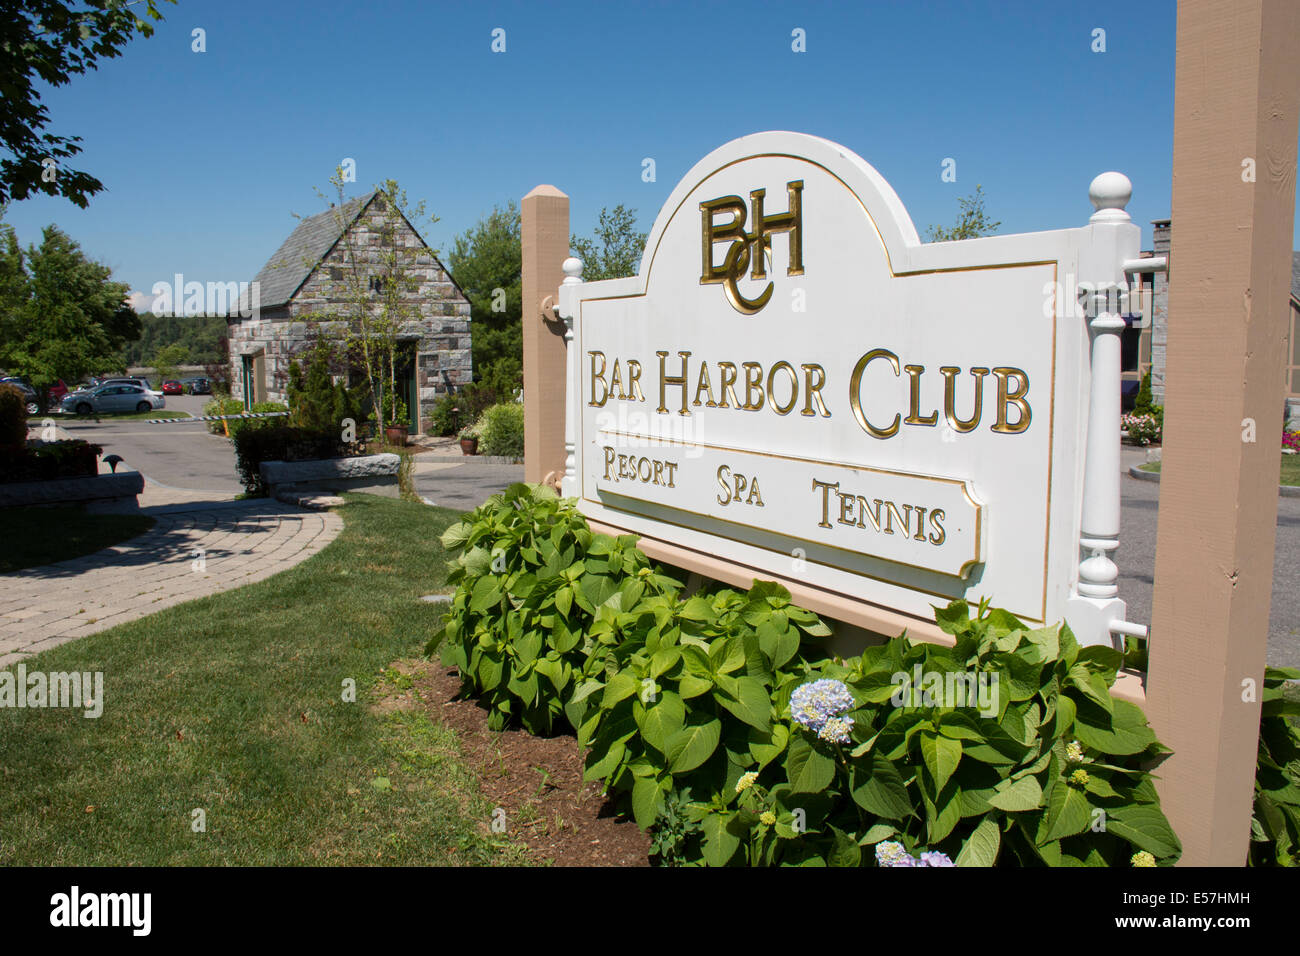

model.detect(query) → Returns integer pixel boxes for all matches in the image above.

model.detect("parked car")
[98,376,163,398]
[61,383,166,415]
[0,378,40,415]
[161,380,184,395]
[182,377,212,395]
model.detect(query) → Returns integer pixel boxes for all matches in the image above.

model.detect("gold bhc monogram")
[700,180,804,315]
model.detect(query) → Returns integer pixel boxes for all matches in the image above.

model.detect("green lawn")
[0,494,527,866]
[0,507,155,574]
[1139,455,1300,487]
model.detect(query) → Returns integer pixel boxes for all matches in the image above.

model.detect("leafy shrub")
[431,483,681,734]
[1250,666,1300,865]
[683,602,1180,866]
[232,424,366,497]
[0,384,27,447]
[427,393,462,437]
[435,495,1184,867]
[475,401,525,458]
[286,349,363,433]
[1122,413,1161,446]
[0,439,102,484]
[572,580,830,839]
[1133,370,1154,416]
[203,397,245,435]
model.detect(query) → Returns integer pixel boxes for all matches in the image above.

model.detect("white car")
[62,383,166,415]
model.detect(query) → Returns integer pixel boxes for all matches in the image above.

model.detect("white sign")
[560,132,1138,633]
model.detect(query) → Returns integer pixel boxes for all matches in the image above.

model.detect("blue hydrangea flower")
[920,851,955,867]
[790,679,855,733]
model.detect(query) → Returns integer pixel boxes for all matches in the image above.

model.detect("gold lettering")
[692,362,717,407]
[850,349,901,438]
[718,362,741,409]
[801,363,830,418]
[856,496,883,532]
[911,506,928,541]
[656,350,691,415]
[609,359,625,400]
[884,501,912,536]
[717,465,732,505]
[812,478,838,528]
[626,360,646,403]
[904,364,938,426]
[664,461,678,488]
[767,361,798,415]
[588,351,608,407]
[928,509,947,546]
[992,367,1031,434]
[742,362,765,411]
[941,366,988,433]
[837,491,856,526]
[603,445,615,479]
[746,477,765,507]
[653,459,664,485]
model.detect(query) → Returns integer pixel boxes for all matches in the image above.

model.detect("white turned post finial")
[1088,171,1132,223]
[563,257,583,281]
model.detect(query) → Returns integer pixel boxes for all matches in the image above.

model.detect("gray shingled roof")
[236,192,376,313]
[1292,251,1300,302]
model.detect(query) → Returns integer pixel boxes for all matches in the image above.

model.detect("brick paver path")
[0,501,342,667]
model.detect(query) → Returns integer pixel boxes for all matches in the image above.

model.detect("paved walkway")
[0,500,342,667]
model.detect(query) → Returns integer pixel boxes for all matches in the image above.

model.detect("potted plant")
[382,393,409,447]
[459,425,479,456]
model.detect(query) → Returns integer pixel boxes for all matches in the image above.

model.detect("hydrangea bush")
[435,487,1184,866]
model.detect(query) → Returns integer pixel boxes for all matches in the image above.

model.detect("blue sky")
[5,0,1285,309]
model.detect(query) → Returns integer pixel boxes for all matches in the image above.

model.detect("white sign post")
[558,132,1144,647]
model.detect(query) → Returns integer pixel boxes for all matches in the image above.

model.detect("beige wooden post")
[1145,0,1299,866]
[521,185,570,484]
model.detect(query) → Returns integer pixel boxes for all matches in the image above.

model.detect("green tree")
[924,185,1001,242]
[0,224,139,405]
[571,205,646,282]
[149,342,188,385]
[445,202,522,394]
[1,1,173,208]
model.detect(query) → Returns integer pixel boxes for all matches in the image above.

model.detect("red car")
[161,380,184,395]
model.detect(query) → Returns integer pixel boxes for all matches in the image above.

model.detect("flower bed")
[427,483,1208,867]
[0,439,102,484]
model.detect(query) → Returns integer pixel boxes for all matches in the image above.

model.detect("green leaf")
[1107,803,1181,858]
[786,736,837,793]
[748,723,790,769]
[668,718,722,774]
[554,585,573,618]
[1043,782,1093,843]
[469,575,503,613]
[1073,699,1158,756]
[828,826,861,867]
[920,731,962,793]
[631,775,663,830]
[701,810,742,866]
[987,775,1043,812]
[639,692,686,755]
[717,675,772,732]
[440,521,473,552]
[955,816,1001,866]
[850,752,912,820]
[601,670,639,708]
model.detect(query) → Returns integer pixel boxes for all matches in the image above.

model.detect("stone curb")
[1128,464,1300,497]
[410,452,523,466]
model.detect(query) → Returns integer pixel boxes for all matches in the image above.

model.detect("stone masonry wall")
[229,195,472,430]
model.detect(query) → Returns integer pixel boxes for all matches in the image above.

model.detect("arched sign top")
[638,131,923,292]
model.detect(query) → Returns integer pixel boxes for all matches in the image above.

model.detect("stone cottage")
[226,190,472,432]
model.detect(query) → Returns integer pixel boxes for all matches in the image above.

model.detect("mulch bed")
[386,657,651,867]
